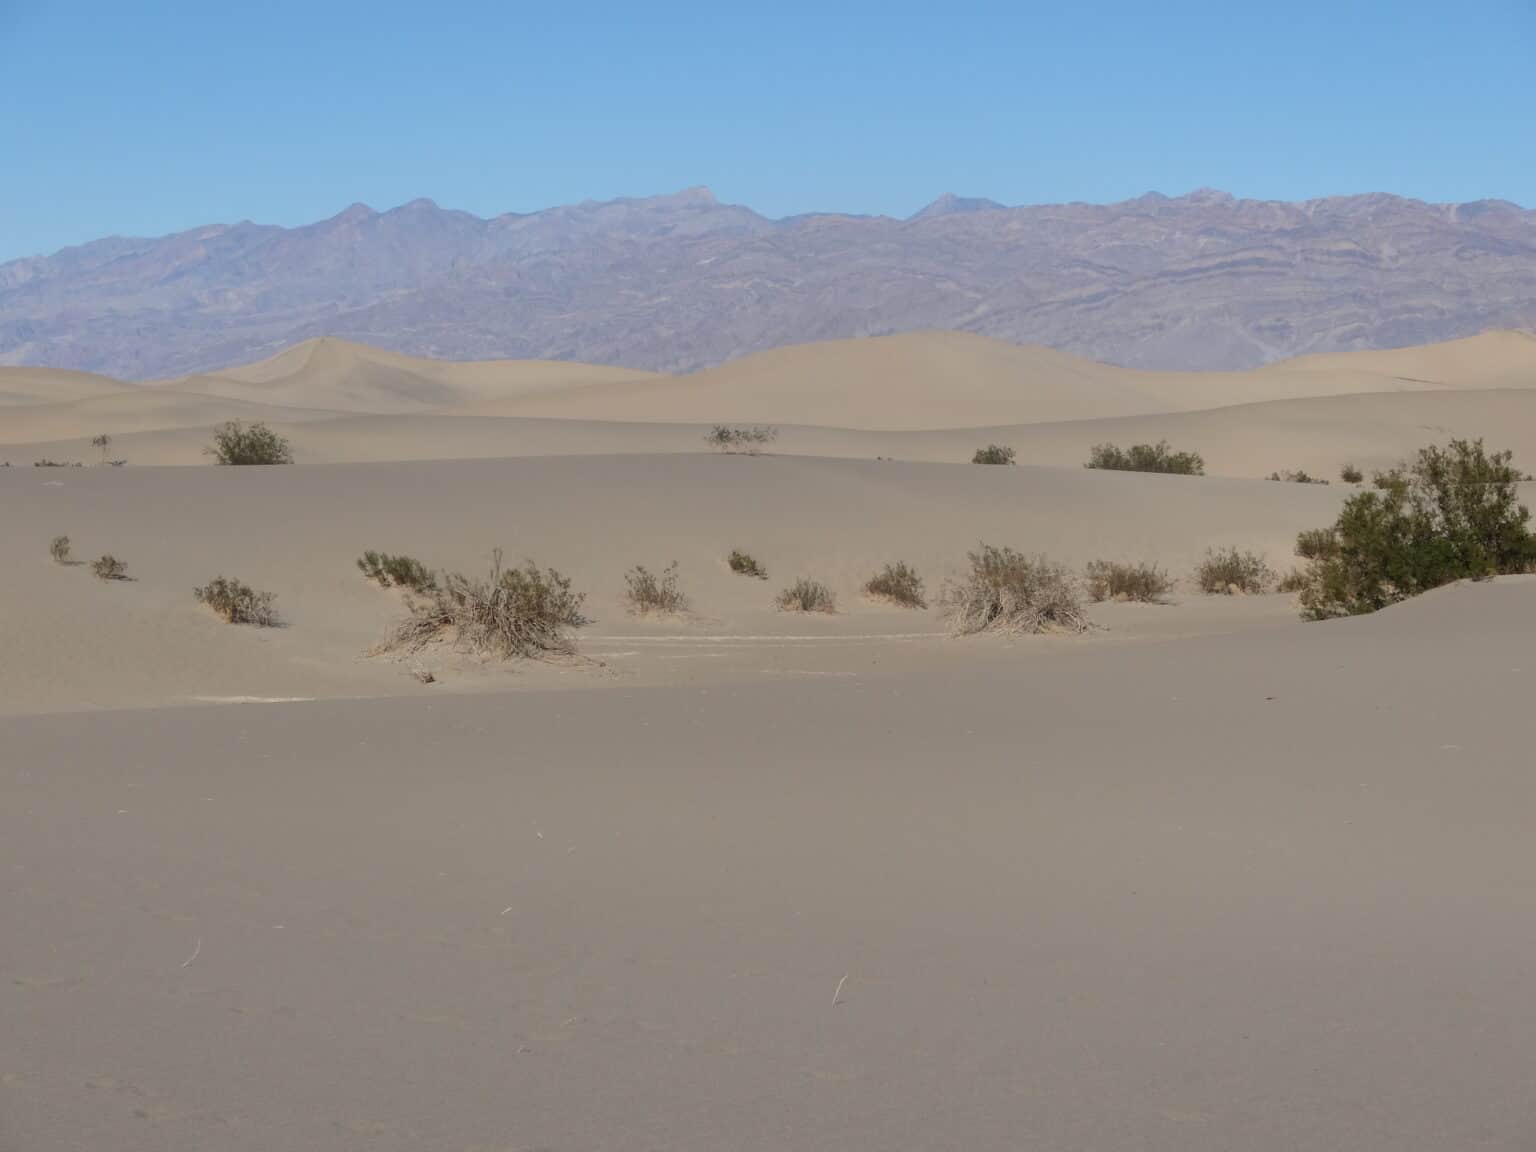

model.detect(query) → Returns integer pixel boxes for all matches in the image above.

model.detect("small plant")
[1196,548,1274,595]
[624,562,689,614]
[49,535,73,564]
[1277,568,1310,594]
[705,425,779,454]
[1268,469,1329,485]
[1294,528,1338,562]
[1083,559,1173,603]
[944,544,1088,634]
[1086,441,1205,476]
[91,555,129,581]
[864,562,927,608]
[728,549,767,579]
[1340,463,1364,484]
[776,578,837,613]
[195,576,279,626]
[33,459,81,468]
[971,444,1016,466]
[205,420,293,466]
[357,551,436,592]
[91,433,112,463]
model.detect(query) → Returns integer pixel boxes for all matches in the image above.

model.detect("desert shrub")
[1083,559,1173,603]
[1340,463,1364,484]
[1277,568,1310,594]
[1295,438,1536,620]
[205,420,293,466]
[1268,469,1329,485]
[49,535,72,564]
[195,576,279,626]
[776,578,837,613]
[1086,441,1205,476]
[91,433,112,462]
[624,562,688,614]
[728,549,767,579]
[385,549,587,658]
[1196,548,1274,594]
[971,444,1016,466]
[91,555,129,581]
[864,561,927,607]
[33,459,81,468]
[357,550,436,592]
[943,544,1088,634]
[705,425,778,454]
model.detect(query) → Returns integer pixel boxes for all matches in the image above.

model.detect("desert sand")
[3,329,1536,1149]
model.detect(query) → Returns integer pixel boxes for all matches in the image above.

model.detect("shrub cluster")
[1196,548,1274,595]
[1340,463,1365,484]
[195,576,279,626]
[776,578,837,613]
[1086,441,1205,475]
[971,444,1016,466]
[206,420,293,465]
[33,459,81,468]
[944,544,1088,634]
[705,425,778,454]
[728,549,767,579]
[625,562,688,614]
[863,561,927,607]
[1083,560,1173,603]
[1268,470,1329,485]
[357,551,436,592]
[91,555,129,581]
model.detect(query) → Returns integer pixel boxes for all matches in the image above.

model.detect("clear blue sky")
[3,0,1533,262]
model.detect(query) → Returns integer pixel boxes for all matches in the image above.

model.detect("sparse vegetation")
[384,549,587,658]
[624,562,688,614]
[195,576,279,626]
[205,420,293,465]
[33,459,81,468]
[943,544,1088,634]
[1195,548,1274,595]
[1268,469,1329,485]
[49,535,72,564]
[1083,559,1173,603]
[1086,441,1205,476]
[705,425,779,454]
[91,555,129,581]
[357,550,437,592]
[1277,568,1310,594]
[91,433,112,463]
[971,444,1016,466]
[1293,438,1536,620]
[728,549,767,579]
[863,562,927,608]
[1340,463,1364,484]
[776,578,837,613]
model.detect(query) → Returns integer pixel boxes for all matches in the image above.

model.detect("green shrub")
[195,576,279,626]
[705,425,778,454]
[205,420,293,465]
[728,549,767,579]
[944,544,1087,634]
[1340,463,1364,484]
[1196,548,1274,594]
[357,551,436,592]
[625,562,688,614]
[1295,439,1536,619]
[863,562,927,608]
[91,555,129,581]
[1083,560,1173,603]
[49,535,72,565]
[971,444,1016,466]
[776,578,837,613]
[1086,441,1205,476]
[1268,469,1329,485]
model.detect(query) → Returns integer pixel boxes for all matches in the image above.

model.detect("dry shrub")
[91,555,129,581]
[49,535,72,564]
[206,420,293,465]
[705,425,778,454]
[625,562,688,614]
[864,561,927,607]
[944,544,1088,635]
[1340,463,1364,484]
[1083,559,1173,603]
[971,444,1016,465]
[728,549,767,579]
[1196,548,1274,594]
[1086,441,1204,475]
[776,578,837,613]
[33,459,81,468]
[357,550,436,592]
[385,549,587,659]
[1277,568,1310,593]
[195,576,279,625]
[1268,469,1329,485]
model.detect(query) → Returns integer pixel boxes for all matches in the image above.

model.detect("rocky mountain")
[2,187,1533,379]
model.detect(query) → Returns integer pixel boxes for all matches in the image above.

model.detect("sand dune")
[0,364,134,406]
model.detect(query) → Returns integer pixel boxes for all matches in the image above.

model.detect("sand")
[3,329,1536,1149]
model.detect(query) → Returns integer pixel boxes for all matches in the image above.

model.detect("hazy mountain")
[2,187,1533,379]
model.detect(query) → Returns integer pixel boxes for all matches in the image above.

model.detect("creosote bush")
[91,555,129,581]
[1083,559,1173,603]
[776,578,837,613]
[971,444,1016,466]
[1293,438,1536,620]
[1086,441,1205,476]
[357,550,436,592]
[705,425,778,454]
[625,562,688,614]
[864,561,927,607]
[728,549,767,579]
[49,535,72,564]
[385,549,587,659]
[944,544,1088,635]
[1340,463,1365,484]
[1196,548,1274,595]
[1268,469,1329,485]
[195,576,279,626]
[206,420,293,465]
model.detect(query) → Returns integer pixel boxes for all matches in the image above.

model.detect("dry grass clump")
[385,549,587,659]
[1340,463,1364,484]
[1083,559,1173,603]
[944,544,1088,635]
[624,562,688,614]
[728,549,767,579]
[705,425,778,454]
[49,535,73,564]
[33,459,81,468]
[195,576,279,626]
[1277,568,1310,594]
[1268,469,1329,485]
[357,550,436,592]
[91,555,129,581]
[863,561,927,608]
[776,578,837,613]
[1196,548,1274,594]
[1086,441,1205,475]
[971,444,1016,465]
[206,420,293,465]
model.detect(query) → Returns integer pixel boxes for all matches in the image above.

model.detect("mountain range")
[2,187,1533,380]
